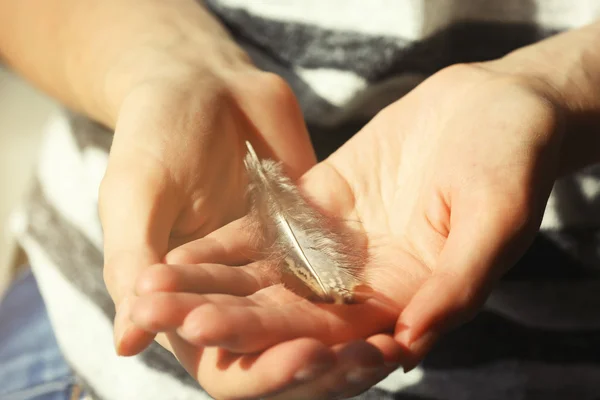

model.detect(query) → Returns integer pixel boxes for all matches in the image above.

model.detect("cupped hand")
[130,62,566,398]
[98,53,317,357]
[130,226,407,400]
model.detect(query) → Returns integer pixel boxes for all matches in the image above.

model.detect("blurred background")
[0,65,57,297]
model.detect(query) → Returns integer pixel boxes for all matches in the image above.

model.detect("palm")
[101,72,318,368]
[106,75,315,250]
[129,64,564,398]
[125,137,432,399]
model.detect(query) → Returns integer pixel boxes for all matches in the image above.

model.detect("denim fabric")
[0,268,84,400]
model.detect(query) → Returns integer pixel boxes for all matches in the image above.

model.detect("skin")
[3,0,600,398]
[128,63,564,399]
[0,0,316,356]
[129,22,600,399]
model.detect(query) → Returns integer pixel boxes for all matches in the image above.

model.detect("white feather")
[243,141,364,304]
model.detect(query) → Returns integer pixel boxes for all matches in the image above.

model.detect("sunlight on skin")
[125,63,563,398]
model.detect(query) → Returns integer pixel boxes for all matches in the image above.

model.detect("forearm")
[0,0,248,128]
[481,20,600,175]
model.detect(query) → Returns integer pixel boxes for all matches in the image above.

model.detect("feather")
[243,140,365,304]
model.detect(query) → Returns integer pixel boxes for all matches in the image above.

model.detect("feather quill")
[243,141,364,304]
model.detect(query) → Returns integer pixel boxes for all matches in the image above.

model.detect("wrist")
[55,0,254,129]
[100,33,254,128]
[108,41,251,121]
[477,24,600,174]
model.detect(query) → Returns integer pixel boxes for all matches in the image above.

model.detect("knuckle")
[136,264,179,294]
[192,305,238,343]
[134,299,164,330]
[165,247,196,265]
[200,79,235,113]
[260,72,297,104]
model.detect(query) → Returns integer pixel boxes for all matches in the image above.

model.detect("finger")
[165,217,257,266]
[237,72,317,180]
[130,292,255,333]
[395,196,534,365]
[135,262,273,296]
[300,336,407,400]
[366,334,407,369]
[100,151,179,356]
[268,335,406,400]
[177,285,398,353]
[171,335,336,400]
[269,339,387,400]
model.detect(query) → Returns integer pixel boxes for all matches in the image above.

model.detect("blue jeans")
[0,268,85,400]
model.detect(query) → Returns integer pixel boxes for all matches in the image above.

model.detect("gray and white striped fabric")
[11,1,600,399]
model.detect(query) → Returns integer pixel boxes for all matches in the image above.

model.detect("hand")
[131,222,407,400]
[129,62,565,398]
[98,42,317,357]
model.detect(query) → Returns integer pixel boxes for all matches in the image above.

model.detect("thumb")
[100,157,179,356]
[395,194,537,369]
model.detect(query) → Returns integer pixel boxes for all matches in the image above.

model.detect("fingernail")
[403,362,419,374]
[345,367,381,384]
[294,363,333,382]
[394,322,413,347]
[402,354,423,374]
[115,327,133,356]
[114,324,126,354]
[114,326,127,356]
